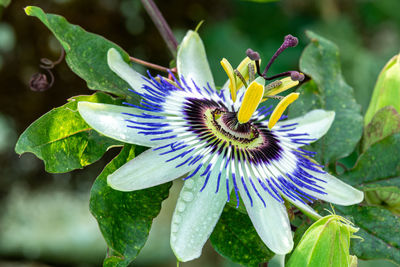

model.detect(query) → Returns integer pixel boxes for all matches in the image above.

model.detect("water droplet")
[174,215,182,223]
[171,224,179,233]
[185,179,194,189]
[182,191,194,202]
[177,202,186,212]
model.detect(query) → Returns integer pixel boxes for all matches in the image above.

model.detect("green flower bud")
[365,54,400,126]
[349,255,358,267]
[365,190,400,216]
[287,214,359,267]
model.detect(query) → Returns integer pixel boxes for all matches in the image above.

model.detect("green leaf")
[290,31,363,165]
[210,206,274,267]
[0,0,11,7]
[333,205,400,264]
[362,106,400,151]
[343,132,400,214]
[342,133,400,186]
[90,145,171,267]
[359,177,400,194]
[15,92,122,173]
[24,6,133,98]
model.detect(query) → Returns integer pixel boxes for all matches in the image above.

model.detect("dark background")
[0,0,398,266]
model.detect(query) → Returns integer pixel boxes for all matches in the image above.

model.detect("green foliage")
[290,31,363,165]
[287,215,357,267]
[90,145,172,266]
[344,132,400,216]
[343,133,400,186]
[333,132,400,263]
[24,6,133,98]
[17,6,400,266]
[210,206,274,267]
[15,93,122,173]
[0,0,10,7]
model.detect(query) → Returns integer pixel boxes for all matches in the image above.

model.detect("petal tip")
[171,241,201,262]
[107,172,130,192]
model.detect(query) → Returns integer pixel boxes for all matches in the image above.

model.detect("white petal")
[277,109,335,145]
[171,163,228,261]
[177,30,215,90]
[78,102,168,147]
[107,48,146,94]
[237,174,293,255]
[302,169,364,205]
[282,195,321,221]
[108,145,196,191]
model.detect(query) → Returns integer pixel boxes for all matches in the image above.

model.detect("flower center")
[204,108,264,149]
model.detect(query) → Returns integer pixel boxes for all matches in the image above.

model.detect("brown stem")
[129,56,176,73]
[140,0,178,56]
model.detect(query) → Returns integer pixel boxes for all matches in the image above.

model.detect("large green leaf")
[314,205,400,264]
[343,132,400,215]
[210,206,274,267]
[25,6,133,98]
[362,106,400,151]
[329,133,400,263]
[90,145,171,267]
[15,92,122,173]
[343,133,400,186]
[290,31,363,165]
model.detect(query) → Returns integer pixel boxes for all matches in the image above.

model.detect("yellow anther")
[236,57,257,88]
[220,58,237,102]
[238,77,265,124]
[268,92,299,129]
[265,76,300,97]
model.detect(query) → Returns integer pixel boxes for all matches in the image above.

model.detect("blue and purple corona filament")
[78,31,364,261]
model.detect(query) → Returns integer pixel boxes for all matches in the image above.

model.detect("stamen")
[221,57,258,102]
[263,34,298,76]
[220,58,237,102]
[265,80,282,91]
[248,63,255,83]
[264,77,299,96]
[237,77,265,124]
[268,92,299,129]
[236,56,257,89]
[234,69,248,88]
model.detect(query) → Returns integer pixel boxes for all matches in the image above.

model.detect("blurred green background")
[0,0,398,266]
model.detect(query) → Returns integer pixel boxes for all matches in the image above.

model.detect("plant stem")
[129,56,175,73]
[140,0,178,56]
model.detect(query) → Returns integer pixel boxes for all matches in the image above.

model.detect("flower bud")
[365,53,400,125]
[287,214,359,267]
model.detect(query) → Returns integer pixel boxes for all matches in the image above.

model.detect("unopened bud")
[287,214,359,267]
[365,53,400,125]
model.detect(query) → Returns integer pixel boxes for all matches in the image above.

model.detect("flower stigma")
[220,34,306,130]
